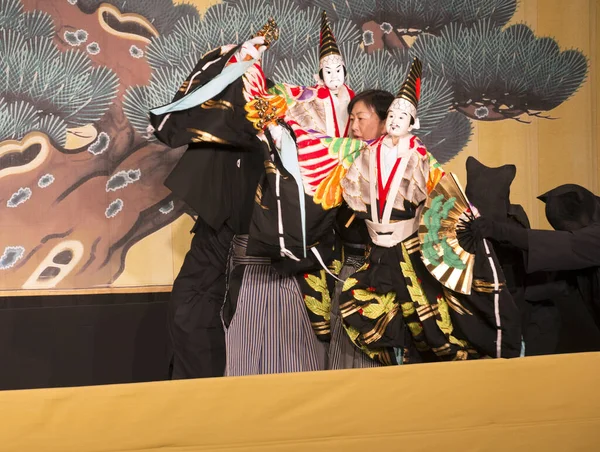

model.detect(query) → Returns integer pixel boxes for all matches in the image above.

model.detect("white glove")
[267,123,284,149]
[235,36,267,61]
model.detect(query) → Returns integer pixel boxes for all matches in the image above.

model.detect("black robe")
[168,218,232,379]
[525,224,600,353]
[471,182,600,355]
[462,157,554,356]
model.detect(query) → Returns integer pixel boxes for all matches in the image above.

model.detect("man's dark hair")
[347,89,394,121]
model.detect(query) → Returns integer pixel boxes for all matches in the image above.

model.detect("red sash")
[376,140,402,221]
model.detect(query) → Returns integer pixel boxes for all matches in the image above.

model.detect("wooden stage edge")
[1,352,599,451]
[0,285,173,297]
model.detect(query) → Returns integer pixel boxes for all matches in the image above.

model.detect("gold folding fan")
[418,173,477,295]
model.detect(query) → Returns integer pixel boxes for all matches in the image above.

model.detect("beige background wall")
[2,0,598,294]
[440,0,599,231]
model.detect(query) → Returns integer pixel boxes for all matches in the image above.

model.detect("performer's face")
[322,63,344,91]
[385,108,413,138]
[349,101,386,141]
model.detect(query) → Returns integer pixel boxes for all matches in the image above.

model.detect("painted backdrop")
[0,0,597,293]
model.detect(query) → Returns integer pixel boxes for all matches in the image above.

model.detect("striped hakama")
[224,235,328,376]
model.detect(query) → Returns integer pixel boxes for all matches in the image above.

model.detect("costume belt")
[231,235,271,267]
[342,241,367,257]
[365,218,419,248]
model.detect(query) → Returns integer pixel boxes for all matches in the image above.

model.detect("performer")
[328,89,394,370]
[272,11,354,137]
[347,90,392,141]
[339,59,522,365]
[224,46,365,374]
[463,157,565,356]
[148,25,274,378]
[465,184,600,353]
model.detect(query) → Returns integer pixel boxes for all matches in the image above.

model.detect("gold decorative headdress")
[390,57,422,121]
[319,11,344,69]
[254,17,280,47]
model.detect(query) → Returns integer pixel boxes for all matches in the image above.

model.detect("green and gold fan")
[418,173,477,295]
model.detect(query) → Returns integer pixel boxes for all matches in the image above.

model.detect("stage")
[2,352,598,451]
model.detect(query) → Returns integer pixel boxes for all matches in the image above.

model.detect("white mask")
[320,54,345,91]
[385,107,413,138]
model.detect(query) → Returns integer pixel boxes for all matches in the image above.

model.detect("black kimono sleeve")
[149,45,260,149]
[527,224,600,273]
